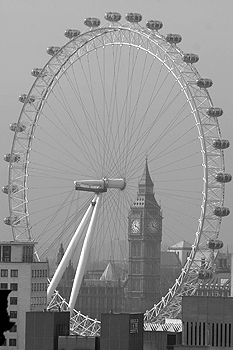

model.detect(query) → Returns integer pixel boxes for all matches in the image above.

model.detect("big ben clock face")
[131,219,140,233]
[148,219,159,233]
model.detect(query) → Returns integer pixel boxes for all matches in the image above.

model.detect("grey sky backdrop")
[0,0,233,250]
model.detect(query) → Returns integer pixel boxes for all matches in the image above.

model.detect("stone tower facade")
[127,160,162,312]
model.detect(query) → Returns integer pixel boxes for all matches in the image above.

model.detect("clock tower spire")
[127,159,162,312]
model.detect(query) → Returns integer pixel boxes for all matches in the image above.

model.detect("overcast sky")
[0,0,233,252]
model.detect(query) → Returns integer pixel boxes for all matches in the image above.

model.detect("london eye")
[3,12,230,335]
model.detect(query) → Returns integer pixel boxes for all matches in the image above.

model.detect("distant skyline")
[1,0,233,255]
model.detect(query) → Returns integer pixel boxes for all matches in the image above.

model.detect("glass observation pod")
[215,172,232,183]
[31,68,47,77]
[104,12,121,22]
[84,18,101,27]
[206,239,224,250]
[46,46,61,56]
[4,216,20,226]
[125,13,142,23]
[196,78,213,88]
[182,53,199,63]
[4,153,20,163]
[18,94,35,104]
[206,107,224,117]
[213,207,230,217]
[9,123,26,133]
[146,20,163,30]
[165,34,182,44]
[64,29,81,39]
[212,139,230,149]
[2,184,19,195]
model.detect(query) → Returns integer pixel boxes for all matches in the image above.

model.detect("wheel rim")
[6,18,225,326]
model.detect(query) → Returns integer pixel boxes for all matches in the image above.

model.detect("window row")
[31,269,48,278]
[0,283,18,291]
[31,296,47,305]
[31,282,47,292]
[0,245,11,263]
[1,269,18,277]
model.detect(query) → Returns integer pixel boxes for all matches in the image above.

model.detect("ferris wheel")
[3,12,231,334]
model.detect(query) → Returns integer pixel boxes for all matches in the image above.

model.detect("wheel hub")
[74,178,126,192]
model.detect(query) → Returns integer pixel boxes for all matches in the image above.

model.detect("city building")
[25,311,70,350]
[0,241,48,349]
[167,240,192,266]
[160,251,182,298]
[100,312,144,350]
[195,251,231,298]
[74,261,125,320]
[127,160,162,312]
[178,295,233,348]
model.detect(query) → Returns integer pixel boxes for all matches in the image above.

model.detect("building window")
[131,242,141,257]
[0,283,8,289]
[131,279,141,291]
[9,339,16,346]
[10,283,18,291]
[22,245,33,263]
[1,269,8,277]
[11,270,18,277]
[131,261,141,275]
[10,324,17,332]
[3,246,11,262]
[10,311,17,319]
[10,297,17,305]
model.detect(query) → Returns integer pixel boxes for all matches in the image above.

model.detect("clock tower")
[127,160,162,313]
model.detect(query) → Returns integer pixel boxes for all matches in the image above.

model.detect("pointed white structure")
[100,261,119,282]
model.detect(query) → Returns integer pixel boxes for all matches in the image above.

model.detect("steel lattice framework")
[4,13,230,334]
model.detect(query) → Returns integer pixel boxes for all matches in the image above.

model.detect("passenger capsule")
[206,107,223,117]
[213,206,230,217]
[165,34,182,44]
[146,20,163,31]
[125,13,142,23]
[212,139,230,149]
[46,46,61,56]
[4,216,20,226]
[206,239,224,250]
[9,123,26,133]
[182,53,199,64]
[104,12,121,22]
[196,78,213,88]
[84,18,101,27]
[215,172,232,183]
[31,68,47,78]
[2,184,19,194]
[64,29,81,39]
[4,153,20,163]
[19,94,35,104]
[198,271,213,280]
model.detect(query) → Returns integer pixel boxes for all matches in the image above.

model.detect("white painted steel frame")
[6,18,225,332]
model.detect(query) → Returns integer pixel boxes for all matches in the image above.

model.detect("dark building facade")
[25,311,70,350]
[100,313,144,350]
[180,296,233,348]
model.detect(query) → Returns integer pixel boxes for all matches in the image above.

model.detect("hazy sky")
[1,0,233,252]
